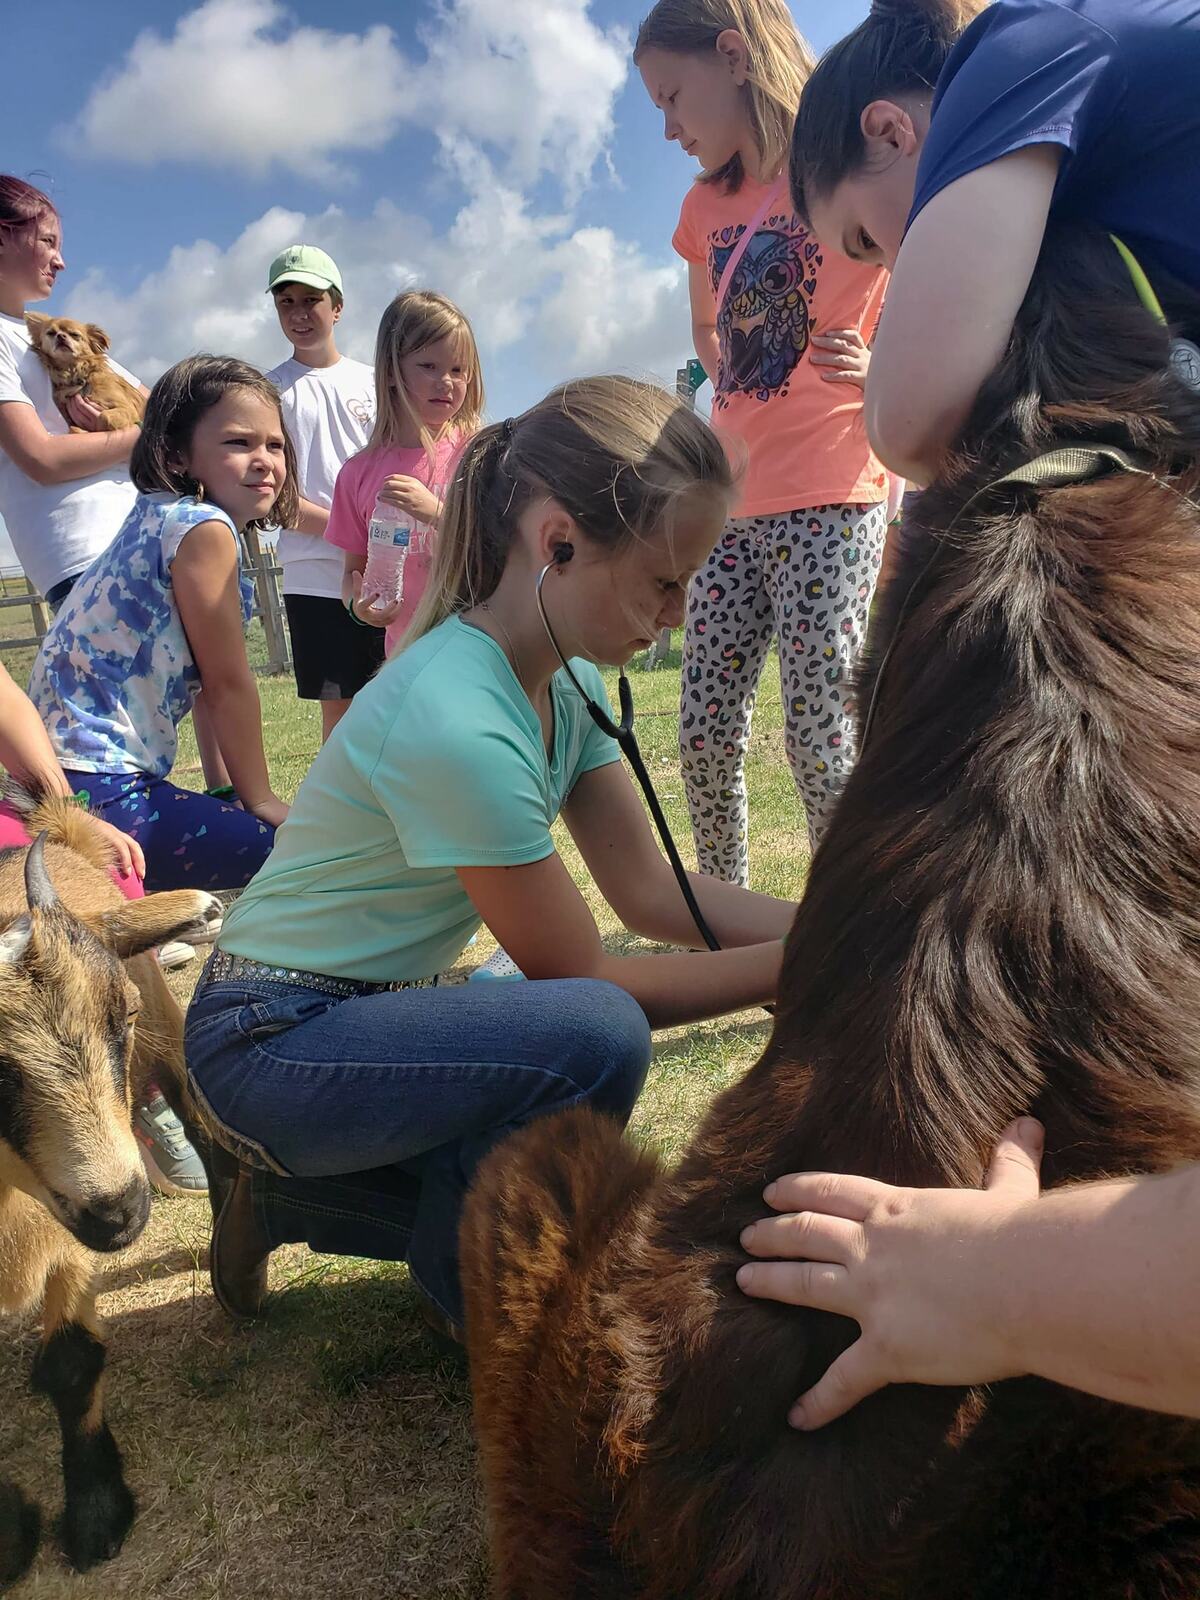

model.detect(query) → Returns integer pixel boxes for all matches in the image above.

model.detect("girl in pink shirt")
[637,0,890,883]
[325,290,483,657]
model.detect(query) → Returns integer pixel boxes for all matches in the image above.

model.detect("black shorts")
[284,593,387,701]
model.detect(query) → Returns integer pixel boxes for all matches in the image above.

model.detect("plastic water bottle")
[362,496,413,608]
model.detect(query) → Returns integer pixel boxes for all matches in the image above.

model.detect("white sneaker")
[468,947,524,983]
[158,941,196,970]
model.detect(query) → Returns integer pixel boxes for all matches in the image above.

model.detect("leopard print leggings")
[680,502,887,884]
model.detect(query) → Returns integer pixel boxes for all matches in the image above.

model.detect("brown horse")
[460,225,1200,1600]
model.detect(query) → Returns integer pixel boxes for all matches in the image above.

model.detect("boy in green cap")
[265,245,379,741]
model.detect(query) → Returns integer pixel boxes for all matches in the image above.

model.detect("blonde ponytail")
[405,376,734,648]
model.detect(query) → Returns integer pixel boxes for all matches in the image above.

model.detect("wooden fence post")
[26,578,50,639]
[242,530,290,674]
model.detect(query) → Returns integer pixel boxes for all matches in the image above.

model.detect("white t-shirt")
[266,354,375,599]
[0,311,140,597]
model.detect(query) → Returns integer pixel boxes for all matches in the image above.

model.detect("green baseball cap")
[266,244,343,295]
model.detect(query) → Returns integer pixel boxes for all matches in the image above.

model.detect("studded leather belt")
[197,947,438,999]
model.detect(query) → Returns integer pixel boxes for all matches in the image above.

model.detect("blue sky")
[0,0,869,571]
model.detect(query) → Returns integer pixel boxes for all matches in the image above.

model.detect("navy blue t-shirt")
[909,0,1200,305]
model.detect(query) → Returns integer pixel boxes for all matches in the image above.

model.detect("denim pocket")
[234,988,344,1044]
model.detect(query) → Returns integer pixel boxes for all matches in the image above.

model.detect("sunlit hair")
[130,355,300,533]
[634,0,815,193]
[0,174,58,243]
[271,281,344,312]
[407,374,735,645]
[368,289,485,460]
[790,0,986,222]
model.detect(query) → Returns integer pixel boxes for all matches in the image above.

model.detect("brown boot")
[208,1148,271,1320]
[415,1287,465,1360]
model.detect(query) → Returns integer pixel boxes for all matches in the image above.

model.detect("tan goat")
[0,795,220,1587]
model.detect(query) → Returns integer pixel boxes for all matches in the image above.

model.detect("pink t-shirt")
[673,176,889,518]
[324,434,463,655]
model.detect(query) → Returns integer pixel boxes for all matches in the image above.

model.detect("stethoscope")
[535,547,722,952]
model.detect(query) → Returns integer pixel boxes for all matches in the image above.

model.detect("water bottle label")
[368,522,411,549]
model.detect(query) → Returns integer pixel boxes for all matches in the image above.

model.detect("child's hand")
[737,1118,1044,1429]
[348,568,403,629]
[810,329,871,387]
[246,795,290,829]
[379,475,440,523]
[84,813,146,880]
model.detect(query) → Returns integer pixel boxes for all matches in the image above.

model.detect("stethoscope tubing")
[535,561,722,952]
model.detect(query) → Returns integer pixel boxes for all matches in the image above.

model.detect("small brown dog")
[24,313,144,432]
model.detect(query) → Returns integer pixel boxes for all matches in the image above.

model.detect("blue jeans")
[185,973,652,1325]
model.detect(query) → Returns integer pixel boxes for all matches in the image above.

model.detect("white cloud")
[65,0,406,182]
[60,188,690,413]
[415,0,629,198]
[59,0,689,416]
[65,0,629,197]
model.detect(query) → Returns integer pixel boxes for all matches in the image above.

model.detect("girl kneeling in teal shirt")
[185,374,795,1337]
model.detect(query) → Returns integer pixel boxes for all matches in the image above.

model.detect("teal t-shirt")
[219,615,621,981]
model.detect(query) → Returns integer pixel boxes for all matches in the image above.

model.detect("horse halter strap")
[983,441,1152,495]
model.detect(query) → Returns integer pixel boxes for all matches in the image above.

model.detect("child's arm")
[340,547,366,607]
[0,662,145,877]
[0,402,139,486]
[687,263,720,384]
[0,662,75,800]
[172,521,289,827]
[189,690,232,790]
[293,495,330,536]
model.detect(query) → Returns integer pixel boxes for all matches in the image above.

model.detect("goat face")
[0,838,152,1252]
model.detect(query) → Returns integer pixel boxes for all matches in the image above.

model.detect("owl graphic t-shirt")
[673,175,888,518]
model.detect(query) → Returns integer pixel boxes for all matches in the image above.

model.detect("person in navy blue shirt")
[788,0,1200,484]
[742,0,1200,1428]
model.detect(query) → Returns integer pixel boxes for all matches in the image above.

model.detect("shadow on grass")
[100,1245,205,1297]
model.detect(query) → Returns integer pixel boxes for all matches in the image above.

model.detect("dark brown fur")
[461,226,1200,1599]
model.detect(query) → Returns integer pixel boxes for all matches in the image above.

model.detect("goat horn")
[24,831,60,912]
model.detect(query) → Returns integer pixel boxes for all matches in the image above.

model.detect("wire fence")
[2,361,710,678]
[0,544,292,674]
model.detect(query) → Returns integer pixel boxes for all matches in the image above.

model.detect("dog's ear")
[24,313,48,344]
[85,324,110,356]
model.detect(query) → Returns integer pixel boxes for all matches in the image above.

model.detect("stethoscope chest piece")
[1170,337,1200,393]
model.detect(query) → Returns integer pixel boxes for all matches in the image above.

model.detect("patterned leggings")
[64,771,276,892]
[680,502,887,884]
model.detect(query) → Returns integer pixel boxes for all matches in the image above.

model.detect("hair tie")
[501,417,516,442]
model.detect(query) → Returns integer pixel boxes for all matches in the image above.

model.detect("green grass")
[0,613,810,1600]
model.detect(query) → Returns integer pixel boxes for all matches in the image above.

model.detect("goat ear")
[85,323,109,355]
[93,891,223,961]
[0,916,33,967]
